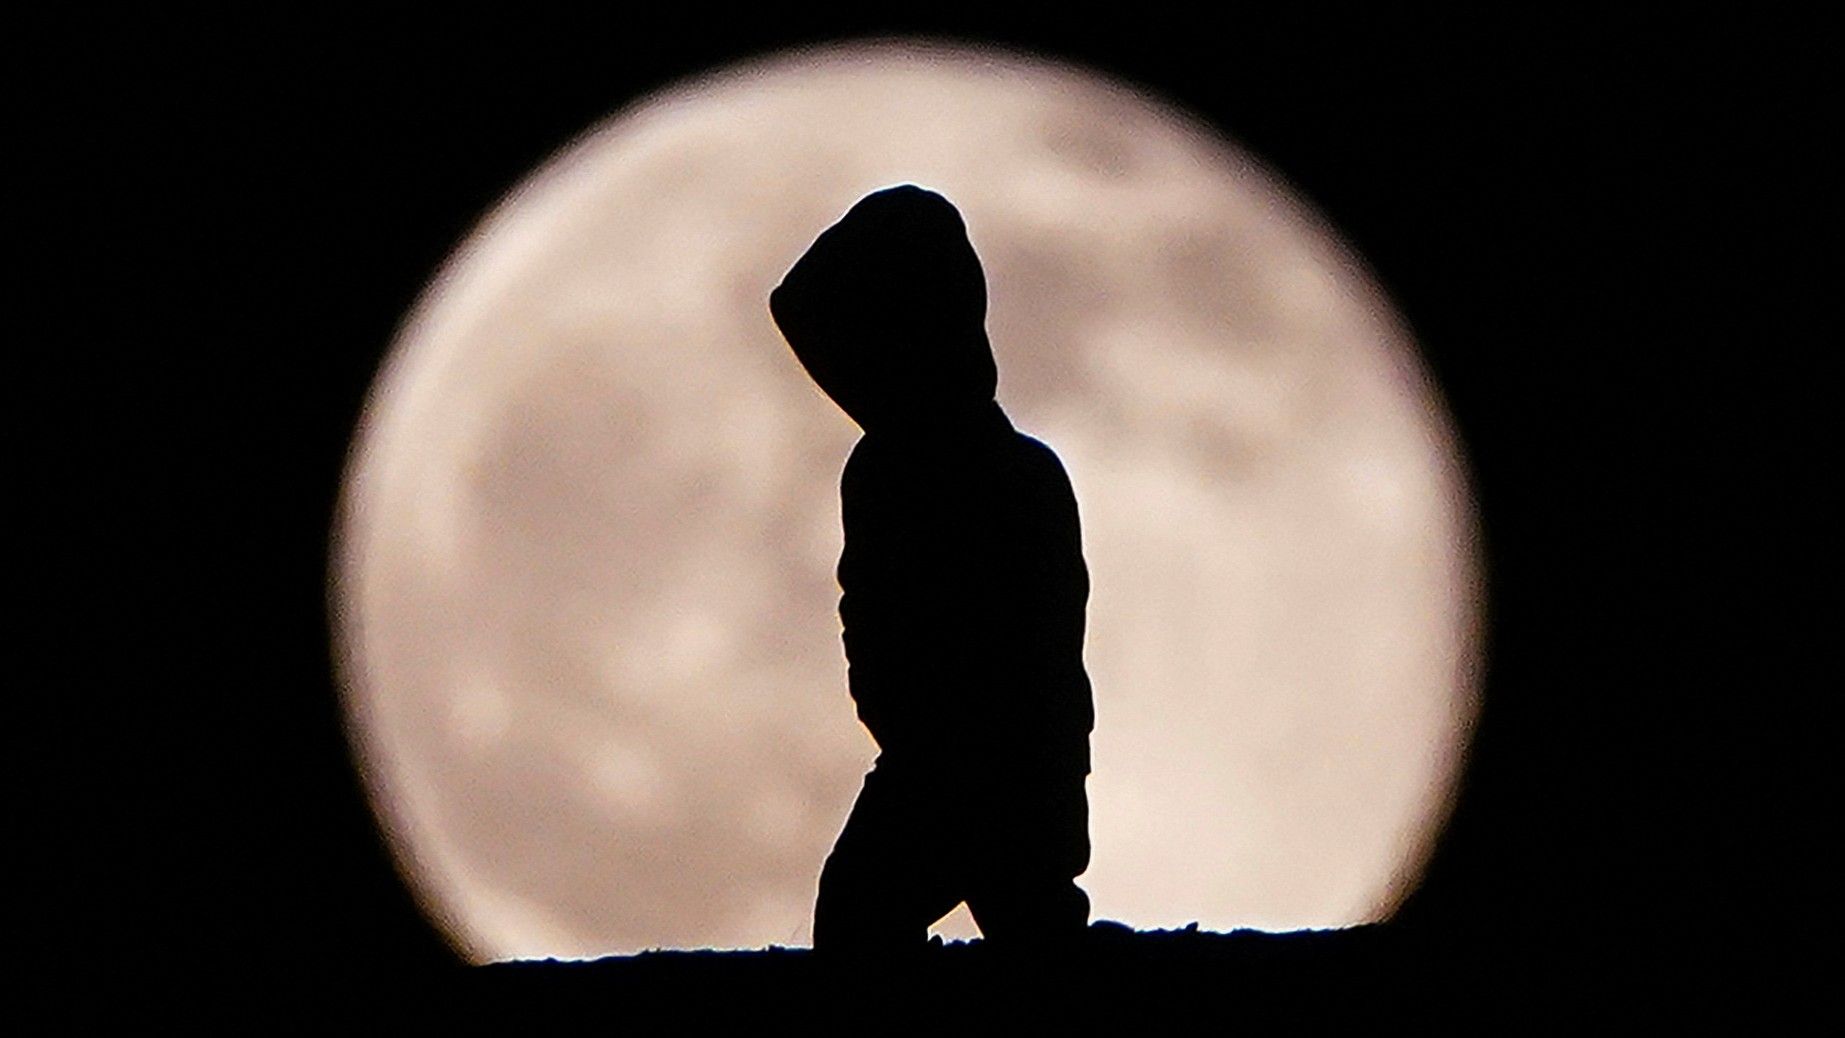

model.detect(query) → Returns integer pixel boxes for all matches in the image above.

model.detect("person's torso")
[837,425,1093,767]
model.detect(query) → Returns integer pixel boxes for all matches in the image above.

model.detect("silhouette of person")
[770,185,1094,953]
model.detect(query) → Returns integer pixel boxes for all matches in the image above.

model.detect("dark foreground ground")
[447,922,1631,1027]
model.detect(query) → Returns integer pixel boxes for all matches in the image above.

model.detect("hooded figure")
[771,185,1094,951]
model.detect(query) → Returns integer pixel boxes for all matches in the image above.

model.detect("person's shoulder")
[841,435,887,491]
[1005,429,1068,469]
[1002,430,1076,491]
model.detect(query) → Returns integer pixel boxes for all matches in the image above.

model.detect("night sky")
[49,9,1815,1001]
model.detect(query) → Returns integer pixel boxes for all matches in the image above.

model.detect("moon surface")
[333,42,1481,961]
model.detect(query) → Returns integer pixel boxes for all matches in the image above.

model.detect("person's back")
[770,185,1094,951]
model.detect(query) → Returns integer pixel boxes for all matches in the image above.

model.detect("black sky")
[43,9,1818,996]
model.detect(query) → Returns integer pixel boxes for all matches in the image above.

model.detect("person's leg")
[813,765,960,953]
[963,770,1091,949]
[965,873,1090,948]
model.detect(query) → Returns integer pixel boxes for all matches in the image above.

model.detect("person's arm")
[977,440,1096,751]
[952,438,1092,763]
[836,443,912,749]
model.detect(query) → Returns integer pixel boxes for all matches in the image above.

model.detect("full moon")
[334,42,1481,961]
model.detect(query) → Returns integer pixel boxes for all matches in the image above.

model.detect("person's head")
[770,185,998,432]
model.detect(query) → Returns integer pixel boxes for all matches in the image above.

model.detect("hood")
[770,185,999,432]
